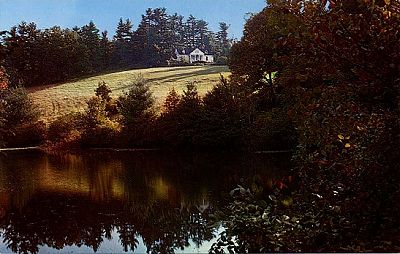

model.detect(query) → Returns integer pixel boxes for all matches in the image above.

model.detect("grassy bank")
[29,65,230,123]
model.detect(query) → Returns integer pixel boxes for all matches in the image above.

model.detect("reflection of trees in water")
[0,193,216,254]
[0,151,290,253]
[0,152,45,211]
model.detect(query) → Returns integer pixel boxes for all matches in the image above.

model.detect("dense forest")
[0,7,231,87]
[0,0,399,252]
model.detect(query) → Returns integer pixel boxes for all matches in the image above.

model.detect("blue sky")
[0,0,266,39]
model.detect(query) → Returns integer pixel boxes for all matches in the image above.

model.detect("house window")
[206,56,208,61]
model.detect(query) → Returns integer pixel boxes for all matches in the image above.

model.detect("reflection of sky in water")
[176,227,225,254]
[0,227,224,253]
[36,230,148,254]
[0,229,143,253]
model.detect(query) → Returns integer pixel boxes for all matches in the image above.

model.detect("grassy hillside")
[29,65,230,123]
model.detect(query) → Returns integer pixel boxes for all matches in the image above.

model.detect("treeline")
[0,7,231,87]
[44,77,270,151]
[0,75,293,150]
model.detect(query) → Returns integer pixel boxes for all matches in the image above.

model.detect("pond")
[0,150,290,253]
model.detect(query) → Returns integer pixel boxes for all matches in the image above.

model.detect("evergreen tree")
[196,20,209,49]
[163,88,180,113]
[113,18,134,68]
[117,76,155,126]
[99,31,112,70]
[4,22,41,86]
[185,15,198,48]
[79,21,101,72]
[217,22,231,57]
[168,13,186,49]
[135,8,174,66]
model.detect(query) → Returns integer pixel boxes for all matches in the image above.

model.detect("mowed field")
[29,65,230,123]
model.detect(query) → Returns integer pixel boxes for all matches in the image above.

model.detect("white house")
[175,48,214,64]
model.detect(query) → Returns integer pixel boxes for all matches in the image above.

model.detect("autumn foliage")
[0,66,8,89]
[217,0,400,251]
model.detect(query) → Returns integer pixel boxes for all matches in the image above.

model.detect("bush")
[95,81,119,116]
[0,87,39,126]
[215,56,228,65]
[0,87,43,147]
[95,81,112,102]
[250,109,297,151]
[47,113,84,143]
[158,78,256,150]
[157,88,181,147]
[46,82,122,149]
[80,118,120,148]
[80,96,121,148]
[0,66,8,89]
[7,121,46,147]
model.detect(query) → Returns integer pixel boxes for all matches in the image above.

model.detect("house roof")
[176,46,214,55]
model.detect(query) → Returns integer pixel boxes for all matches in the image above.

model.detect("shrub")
[215,56,228,65]
[95,81,112,102]
[250,109,297,151]
[0,66,8,89]
[0,87,39,126]
[47,112,84,143]
[80,117,120,148]
[7,121,46,147]
[95,81,118,116]
[46,81,122,149]
[80,96,121,148]
[0,87,43,147]
[83,96,107,129]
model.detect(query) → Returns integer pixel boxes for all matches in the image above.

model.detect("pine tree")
[115,18,134,42]
[185,15,198,48]
[196,20,209,48]
[79,21,101,72]
[169,13,185,48]
[99,31,112,70]
[4,22,41,86]
[163,88,180,113]
[135,8,172,66]
[217,22,231,57]
[113,18,134,68]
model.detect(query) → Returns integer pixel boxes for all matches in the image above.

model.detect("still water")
[0,150,290,253]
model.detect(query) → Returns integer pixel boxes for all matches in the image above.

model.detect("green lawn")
[29,65,230,123]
